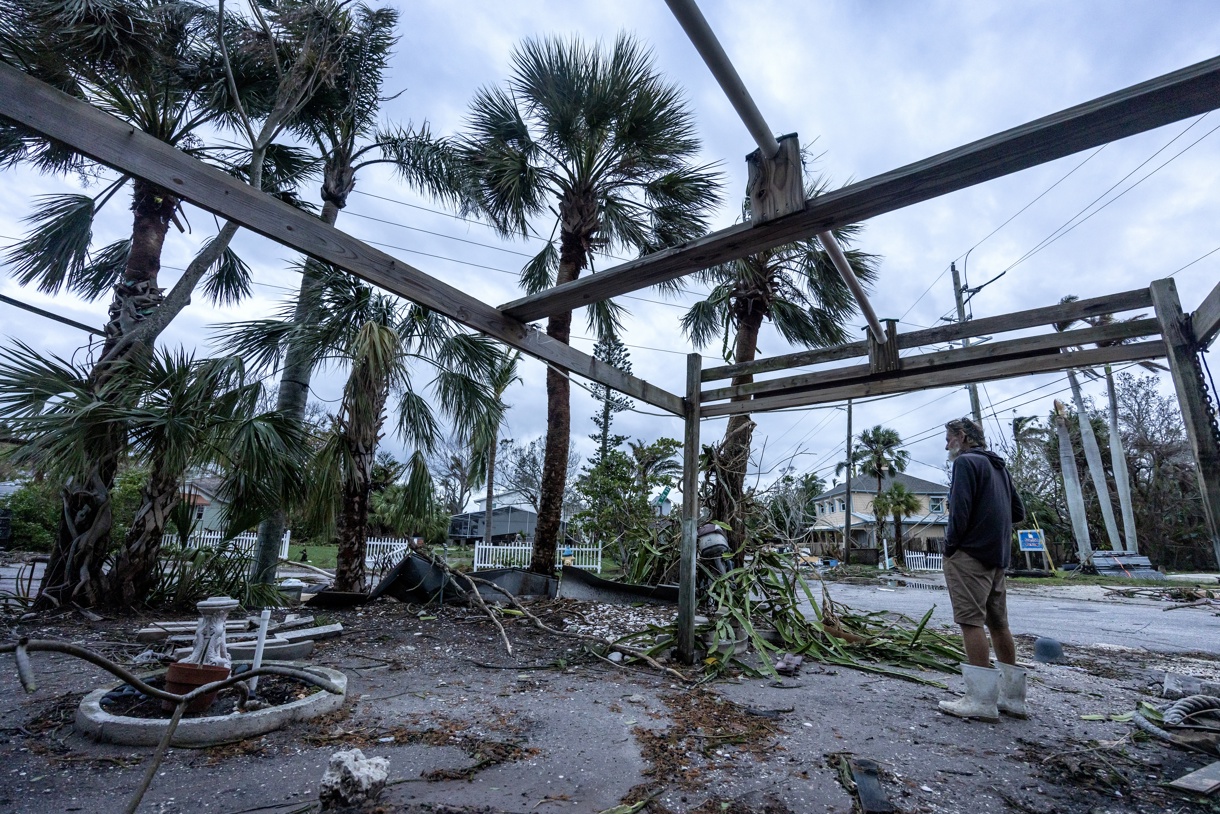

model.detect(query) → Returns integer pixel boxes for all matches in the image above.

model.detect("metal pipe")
[663,0,780,158]
[818,231,888,343]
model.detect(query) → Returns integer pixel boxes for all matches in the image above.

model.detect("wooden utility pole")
[677,353,702,663]
[843,399,853,565]
[1150,279,1220,568]
[950,262,984,426]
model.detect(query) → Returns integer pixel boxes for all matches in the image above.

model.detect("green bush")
[0,480,60,551]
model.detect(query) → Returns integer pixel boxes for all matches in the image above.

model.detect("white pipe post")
[662,0,888,345]
[248,607,272,693]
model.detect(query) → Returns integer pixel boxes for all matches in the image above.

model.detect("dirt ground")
[0,592,1218,814]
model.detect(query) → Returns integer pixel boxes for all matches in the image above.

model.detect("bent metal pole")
[663,0,889,345]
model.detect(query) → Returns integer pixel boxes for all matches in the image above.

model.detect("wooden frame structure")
[2,44,1220,662]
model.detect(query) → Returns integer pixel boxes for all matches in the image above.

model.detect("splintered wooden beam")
[0,63,685,416]
[702,287,1153,382]
[701,319,1161,403]
[1193,278,1220,348]
[501,55,1220,323]
[699,341,1167,417]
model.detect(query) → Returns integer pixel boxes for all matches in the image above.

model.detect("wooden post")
[677,353,702,664]
[746,134,804,222]
[868,319,901,374]
[1150,278,1220,567]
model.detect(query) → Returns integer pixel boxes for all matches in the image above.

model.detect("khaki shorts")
[944,551,1008,629]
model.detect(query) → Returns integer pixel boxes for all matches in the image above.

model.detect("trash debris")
[1034,637,1064,663]
[775,653,803,676]
[849,757,896,813]
[318,748,389,810]
[1169,761,1220,795]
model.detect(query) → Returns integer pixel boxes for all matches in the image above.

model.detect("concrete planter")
[76,665,346,747]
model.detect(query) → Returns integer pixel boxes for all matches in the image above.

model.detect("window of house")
[930,497,945,513]
[837,499,845,512]
[194,506,205,521]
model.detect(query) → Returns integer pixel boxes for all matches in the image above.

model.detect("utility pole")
[950,262,984,426]
[843,398,853,565]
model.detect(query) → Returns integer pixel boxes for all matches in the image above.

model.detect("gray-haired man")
[938,417,1028,722]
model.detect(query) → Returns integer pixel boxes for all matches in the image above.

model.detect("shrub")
[0,480,60,552]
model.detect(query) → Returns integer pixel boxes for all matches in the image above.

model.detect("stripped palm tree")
[460,33,721,574]
[682,183,878,550]
[471,352,522,549]
[251,1,473,583]
[872,482,922,568]
[220,272,505,591]
[850,425,911,556]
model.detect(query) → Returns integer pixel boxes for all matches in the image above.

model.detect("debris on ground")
[318,748,389,810]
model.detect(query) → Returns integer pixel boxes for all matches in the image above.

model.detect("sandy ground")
[0,586,1218,814]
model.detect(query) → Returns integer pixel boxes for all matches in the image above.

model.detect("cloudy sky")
[2,0,1219,498]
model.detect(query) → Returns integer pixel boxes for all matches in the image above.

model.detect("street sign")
[1018,529,1045,552]
[654,486,671,506]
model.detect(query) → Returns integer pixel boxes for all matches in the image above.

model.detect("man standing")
[938,417,1027,722]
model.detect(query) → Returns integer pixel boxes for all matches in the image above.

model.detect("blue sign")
[1018,530,1045,552]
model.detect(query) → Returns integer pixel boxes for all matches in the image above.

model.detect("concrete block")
[280,623,343,643]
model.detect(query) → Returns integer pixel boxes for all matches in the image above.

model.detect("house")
[807,472,949,556]
[451,489,574,546]
[180,475,228,534]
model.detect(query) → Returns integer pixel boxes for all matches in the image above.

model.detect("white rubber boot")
[997,663,1029,718]
[938,664,1000,722]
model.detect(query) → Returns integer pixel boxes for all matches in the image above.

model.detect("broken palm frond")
[151,542,282,610]
[622,549,964,685]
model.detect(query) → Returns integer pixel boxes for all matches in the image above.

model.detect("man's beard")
[947,444,961,462]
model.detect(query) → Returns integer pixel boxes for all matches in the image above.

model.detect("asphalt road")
[817,578,1220,654]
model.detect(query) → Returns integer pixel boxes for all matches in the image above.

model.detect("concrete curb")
[75,665,346,747]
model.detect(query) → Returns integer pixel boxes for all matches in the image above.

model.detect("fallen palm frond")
[620,549,964,685]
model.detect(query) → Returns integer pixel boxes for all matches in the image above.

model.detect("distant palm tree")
[850,425,910,552]
[872,482,921,568]
[474,351,522,548]
[683,183,878,549]
[460,34,721,574]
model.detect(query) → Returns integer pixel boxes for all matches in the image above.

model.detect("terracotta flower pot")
[162,661,231,713]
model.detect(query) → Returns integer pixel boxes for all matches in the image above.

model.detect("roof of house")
[815,471,947,499]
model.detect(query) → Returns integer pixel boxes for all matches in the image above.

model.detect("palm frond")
[5,194,96,294]
[201,242,254,306]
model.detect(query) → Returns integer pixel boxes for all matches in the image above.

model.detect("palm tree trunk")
[532,216,591,574]
[102,463,180,608]
[485,434,497,548]
[1105,366,1139,553]
[893,514,905,568]
[252,198,343,584]
[1068,371,1122,550]
[333,379,388,593]
[716,308,766,553]
[1054,413,1095,565]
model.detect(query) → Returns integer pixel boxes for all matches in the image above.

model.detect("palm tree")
[0,345,307,607]
[251,1,473,583]
[221,272,505,592]
[871,482,921,568]
[0,0,349,606]
[628,438,683,494]
[682,182,879,550]
[850,425,911,552]
[460,34,721,574]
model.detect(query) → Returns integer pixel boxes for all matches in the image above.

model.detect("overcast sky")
[2,0,1219,498]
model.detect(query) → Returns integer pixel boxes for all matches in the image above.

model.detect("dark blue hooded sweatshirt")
[944,448,1026,569]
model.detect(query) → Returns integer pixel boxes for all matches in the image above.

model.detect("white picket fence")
[168,530,414,569]
[165,530,292,560]
[903,550,944,572]
[473,541,602,573]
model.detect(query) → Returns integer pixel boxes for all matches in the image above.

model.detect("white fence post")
[472,540,603,572]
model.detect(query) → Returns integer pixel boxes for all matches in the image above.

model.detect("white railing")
[473,541,602,573]
[904,550,944,572]
[165,529,292,560]
[365,536,411,568]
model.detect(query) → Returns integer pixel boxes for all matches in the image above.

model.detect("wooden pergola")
[1,13,1219,662]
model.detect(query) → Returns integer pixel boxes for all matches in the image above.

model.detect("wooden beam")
[699,341,1166,417]
[701,318,1161,403]
[501,56,1220,322]
[677,353,701,664]
[1192,278,1220,349]
[1150,278,1220,568]
[0,63,685,416]
[702,287,1152,383]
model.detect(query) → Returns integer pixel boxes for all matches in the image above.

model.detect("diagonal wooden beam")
[0,63,685,416]
[1193,278,1220,349]
[502,55,1220,322]
[699,341,1166,417]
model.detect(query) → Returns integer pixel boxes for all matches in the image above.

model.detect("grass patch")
[1009,571,1211,588]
